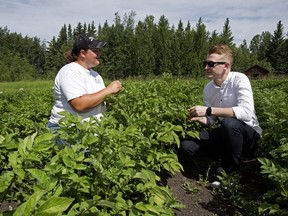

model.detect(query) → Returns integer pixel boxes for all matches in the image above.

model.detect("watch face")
[206,107,212,116]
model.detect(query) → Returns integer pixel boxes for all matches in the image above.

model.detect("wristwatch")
[206,107,212,116]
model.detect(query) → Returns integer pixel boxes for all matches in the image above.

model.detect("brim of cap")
[89,41,107,49]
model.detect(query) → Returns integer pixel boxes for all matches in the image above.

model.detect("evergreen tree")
[181,21,195,76]
[67,24,73,40]
[267,21,286,74]
[122,11,136,77]
[209,30,220,46]
[250,31,272,61]
[83,23,87,34]
[133,17,156,77]
[171,20,185,76]
[103,12,126,79]
[74,22,84,36]
[219,18,234,47]
[154,15,172,75]
[58,25,68,44]
[1,14,285,81]
[233,40,255,72]
[282,38,288,74]
[95,21,110,78]
[88,21,96,35]
[191,18,209,76]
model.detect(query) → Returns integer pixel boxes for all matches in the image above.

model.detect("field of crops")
[0,76,287,215]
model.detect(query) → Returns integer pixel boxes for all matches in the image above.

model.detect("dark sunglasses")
[203,61,226,68]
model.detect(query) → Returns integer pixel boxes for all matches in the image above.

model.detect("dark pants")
[180,117,260,171]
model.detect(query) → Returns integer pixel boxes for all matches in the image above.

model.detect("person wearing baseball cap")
[47,34,122,132]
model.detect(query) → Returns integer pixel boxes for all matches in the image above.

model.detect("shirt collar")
[222,72,232,87]
[212,72,232,88]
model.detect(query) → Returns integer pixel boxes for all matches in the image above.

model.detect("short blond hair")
[208,45,233,65]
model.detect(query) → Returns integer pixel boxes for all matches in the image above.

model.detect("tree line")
[0,11,287,82]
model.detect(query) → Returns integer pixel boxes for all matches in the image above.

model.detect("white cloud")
[0,0,287,45]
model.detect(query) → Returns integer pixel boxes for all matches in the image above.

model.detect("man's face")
[204,53,229,80]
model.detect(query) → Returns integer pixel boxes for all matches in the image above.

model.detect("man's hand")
[188,106,208,124]
[188,106,207,118]
[189,116,208,124]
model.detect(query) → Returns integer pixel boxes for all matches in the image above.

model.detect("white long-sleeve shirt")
[203,72,262,136]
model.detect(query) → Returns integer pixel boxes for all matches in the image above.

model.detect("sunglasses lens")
[203,61,215,67]
[208,62,215,67]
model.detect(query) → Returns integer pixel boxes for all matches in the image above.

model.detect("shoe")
[216,166,226,174]
[215,164,240,175]
[210,181,221,188]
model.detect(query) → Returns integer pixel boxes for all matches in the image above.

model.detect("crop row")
[0,77,287,215]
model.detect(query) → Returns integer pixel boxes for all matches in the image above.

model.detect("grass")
[0,80,54,93]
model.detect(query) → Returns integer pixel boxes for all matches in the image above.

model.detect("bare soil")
[164,155,267,216]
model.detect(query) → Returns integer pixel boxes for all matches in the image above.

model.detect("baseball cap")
[72,34,107,55]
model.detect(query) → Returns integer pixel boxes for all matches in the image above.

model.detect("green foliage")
[213,79,288,215]
[267,21,287,74]
[0,27,46,80]
[0,81,54,137]
[1,15,288,81]
[0,49,37,81]
[257,137,288,215]
[0,78,288,215]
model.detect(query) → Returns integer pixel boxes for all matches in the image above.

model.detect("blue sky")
[0,0,287,46]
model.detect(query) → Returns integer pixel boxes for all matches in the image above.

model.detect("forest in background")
[0,11,287,81]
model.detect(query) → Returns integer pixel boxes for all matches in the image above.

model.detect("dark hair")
[64,49,78,63]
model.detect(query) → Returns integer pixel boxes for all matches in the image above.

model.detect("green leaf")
[25,153,41,162]
[0,171,14,192]
[96,200,116,209]
[14,167,25,180]
[62,155,73,167]
[82,133,98,145]
[34,133,56,145]
[34,197,74,216]
[14,190,45,216]
[145,204,161,214]
[8,151,19,168]
[26,169,49,185]
[134,202,147,211]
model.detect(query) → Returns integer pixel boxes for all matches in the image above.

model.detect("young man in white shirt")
[180,44,262,173]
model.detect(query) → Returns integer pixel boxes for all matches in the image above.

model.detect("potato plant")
[0,77,287,215]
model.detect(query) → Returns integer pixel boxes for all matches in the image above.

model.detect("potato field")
[0,75,287,215]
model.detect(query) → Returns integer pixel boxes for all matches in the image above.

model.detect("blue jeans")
[180,117,260,170]
[47,122,68,147]
[47,122,60,131]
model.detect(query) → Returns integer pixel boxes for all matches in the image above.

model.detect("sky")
[0,0,287,46]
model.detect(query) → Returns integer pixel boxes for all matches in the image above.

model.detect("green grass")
[0,80,54,93]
